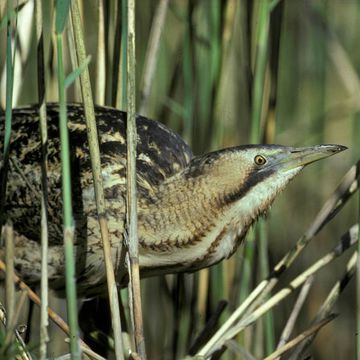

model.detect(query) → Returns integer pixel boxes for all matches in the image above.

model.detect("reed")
[55,1,81,358]
[0,1,358,359]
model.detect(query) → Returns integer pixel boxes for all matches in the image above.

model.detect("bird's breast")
[138,211,247,276]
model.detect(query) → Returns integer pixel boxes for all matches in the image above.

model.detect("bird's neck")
[137,172,260,274]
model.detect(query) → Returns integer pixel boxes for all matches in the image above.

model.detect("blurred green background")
[0,0,359,359]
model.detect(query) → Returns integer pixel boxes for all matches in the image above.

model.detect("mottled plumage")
[0,104,346,296]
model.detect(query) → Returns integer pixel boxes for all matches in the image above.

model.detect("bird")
[0,103,346,297]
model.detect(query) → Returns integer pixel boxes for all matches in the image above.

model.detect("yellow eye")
[254,155,267,166]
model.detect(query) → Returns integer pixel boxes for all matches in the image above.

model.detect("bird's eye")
[254,155,267,166]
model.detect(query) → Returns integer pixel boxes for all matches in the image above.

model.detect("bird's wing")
[0,103,193,245]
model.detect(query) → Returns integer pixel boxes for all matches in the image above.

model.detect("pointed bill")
[281,144,347,170]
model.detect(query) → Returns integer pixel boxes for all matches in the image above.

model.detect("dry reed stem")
[66,11,81,103]
[95,0,106,105]
[264,315,337,360]
[275,276,314,355]
[0,297,32,360]
[4,223,14,334]
[3,290,27,351]
[70,1,125,358]
[116,0,127,109]
[227,226,357,335]
[197,272,267,356]
[139,0,169,114]
[290,248,358,358]
[188,301,227,355]
[224,339,256,360]
[199,224,358,357]
[126,0,146,357]
[34,0,49,358]
[197,269,210,323]
[0,259,105,360]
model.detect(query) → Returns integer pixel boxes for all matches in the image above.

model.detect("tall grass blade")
[55,0,71,34]
[96,0,106,106]
[64,55,91,88]
[0,8,15,30]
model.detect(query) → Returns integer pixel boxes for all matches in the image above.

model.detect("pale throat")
[189,167,303,265]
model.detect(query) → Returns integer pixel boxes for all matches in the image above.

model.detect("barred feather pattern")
[0,104,192,295]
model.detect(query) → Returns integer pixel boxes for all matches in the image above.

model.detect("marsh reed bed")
[0,0,359,359]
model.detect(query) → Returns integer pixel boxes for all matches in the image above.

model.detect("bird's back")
[0,104,192,247]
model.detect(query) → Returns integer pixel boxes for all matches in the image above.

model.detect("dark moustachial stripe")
[222,168,275,205]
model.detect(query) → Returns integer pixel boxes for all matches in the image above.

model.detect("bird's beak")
[281,144,347,170]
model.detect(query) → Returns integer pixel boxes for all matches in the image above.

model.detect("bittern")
[0,104,346,296]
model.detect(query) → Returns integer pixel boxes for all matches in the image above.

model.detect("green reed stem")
[56,32,81,359]
[35,0,49,358]
[0,0,15,228]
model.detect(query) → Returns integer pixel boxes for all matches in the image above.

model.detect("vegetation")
[0,0,359,359]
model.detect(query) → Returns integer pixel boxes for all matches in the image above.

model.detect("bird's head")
[184,144,347,221]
